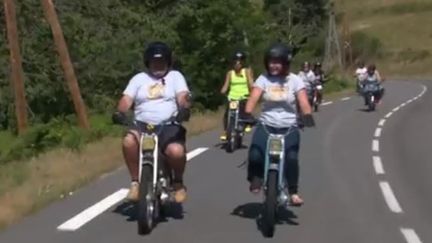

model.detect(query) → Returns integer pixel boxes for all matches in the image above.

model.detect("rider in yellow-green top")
[220,50,254,140]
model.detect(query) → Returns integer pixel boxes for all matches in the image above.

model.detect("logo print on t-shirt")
[147,83,164,100]
[267,85,288,101]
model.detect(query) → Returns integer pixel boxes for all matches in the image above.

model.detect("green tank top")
[228,68,249,100]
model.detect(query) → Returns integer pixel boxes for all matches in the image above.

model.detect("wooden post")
[4,0,29,134]
[41,0,90,129]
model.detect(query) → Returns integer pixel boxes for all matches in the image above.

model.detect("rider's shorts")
[128,121,186,152]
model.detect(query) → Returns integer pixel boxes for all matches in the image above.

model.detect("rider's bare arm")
[117,95,134,113]
[376,70,384,82]
[220,71,231,95]
[245,87,262,114]
[246,68,255,91]
[297,89,312,115]
[176,91,191,108]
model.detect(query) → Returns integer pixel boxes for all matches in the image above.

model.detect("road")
[0,80,430,243]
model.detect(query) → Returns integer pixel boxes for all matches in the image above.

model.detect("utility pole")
[41,0,89,129]
[341,12,353,68]
[323,2,343,72]
[288,7,293,45]
[4,0,28,134]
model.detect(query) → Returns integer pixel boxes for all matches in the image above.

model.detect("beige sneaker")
[127,181,139,202]
[173,183,187,203]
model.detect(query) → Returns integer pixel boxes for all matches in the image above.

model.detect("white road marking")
[372,140,380,152]
[401,228,423,243]
[57,189,129,231]
[393,107,400,112]
[385,112,393,118]
[322,101,333,106]
[378,119,386,126]
[374,128,382,138]
[400,103,406,107]
[379,181,403,213]
[341,97,351,101]
[373,156,385,174]
[57,147,209,231]
[187,147,209,160]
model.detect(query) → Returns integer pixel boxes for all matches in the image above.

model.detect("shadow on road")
[214,142,249,151]
[112,201,185,223]
[231,202,299,236]
[358,108,373,113]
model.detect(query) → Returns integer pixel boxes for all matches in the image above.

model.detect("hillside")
[335,0,432,78]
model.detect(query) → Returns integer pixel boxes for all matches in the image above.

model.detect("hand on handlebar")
[302,114,316,127]
[175,108,191,122]
[112,111,128,125]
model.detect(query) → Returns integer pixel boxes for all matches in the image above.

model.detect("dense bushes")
[0,0,330,162]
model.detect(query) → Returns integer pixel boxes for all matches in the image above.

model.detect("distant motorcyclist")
[354,61,367,93]
[312,62,325,104]
[220,50,254,141]
[363,64,385,104]
[298,62,316,104]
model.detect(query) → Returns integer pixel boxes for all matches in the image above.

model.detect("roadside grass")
[335,0,432,77]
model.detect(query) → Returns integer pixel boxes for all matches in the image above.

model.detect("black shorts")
[128,121,186,152]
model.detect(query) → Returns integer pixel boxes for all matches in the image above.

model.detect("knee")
[122,134,138,149]
[165,143,185,160]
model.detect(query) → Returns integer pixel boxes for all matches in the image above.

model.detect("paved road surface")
[0,80,430,243]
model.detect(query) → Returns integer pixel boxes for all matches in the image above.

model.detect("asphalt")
[0,80,430,243]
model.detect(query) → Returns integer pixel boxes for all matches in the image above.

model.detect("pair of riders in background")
[115,42,315,207]
[354,61,385,104]
[298,61,326,106]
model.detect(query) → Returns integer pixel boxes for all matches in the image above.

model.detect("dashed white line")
[373,156,385,174]
[57,189,129,231]
[57,147,209,231]
[401,228,423,243]
[372,139,380,152]
[322,101,333,106]
[374,128,382,138]
[341,97,351,101]
[393,107,400,112]
[400,103,406,107]
[187,147,209,160]
[378,119,386,126]
[379,181,403,213]
[385,112,393,118]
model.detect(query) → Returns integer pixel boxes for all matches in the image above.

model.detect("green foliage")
[350,31,383,62]
[0,114,121,164]
[0,0,330,160]
[324,74,354,94]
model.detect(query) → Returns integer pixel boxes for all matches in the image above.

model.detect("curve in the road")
[370,84,427,243]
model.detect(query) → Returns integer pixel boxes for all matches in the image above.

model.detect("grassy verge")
[0,109,222,229]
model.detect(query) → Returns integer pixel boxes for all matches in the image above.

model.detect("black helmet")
[144,41,172,68]
[233,50,246,61]
[314,62,322,68]
[264,43,292,68]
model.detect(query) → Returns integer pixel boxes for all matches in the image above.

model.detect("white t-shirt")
[298,70,316,89]
[123,70,189,125]
[254,73,305,128]
[355,67,367,81]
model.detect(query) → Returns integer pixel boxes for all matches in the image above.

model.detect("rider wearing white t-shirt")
[113,42,191,203]
[298,62,315,90]
[354,62,367,92]
[245,43,315,206]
